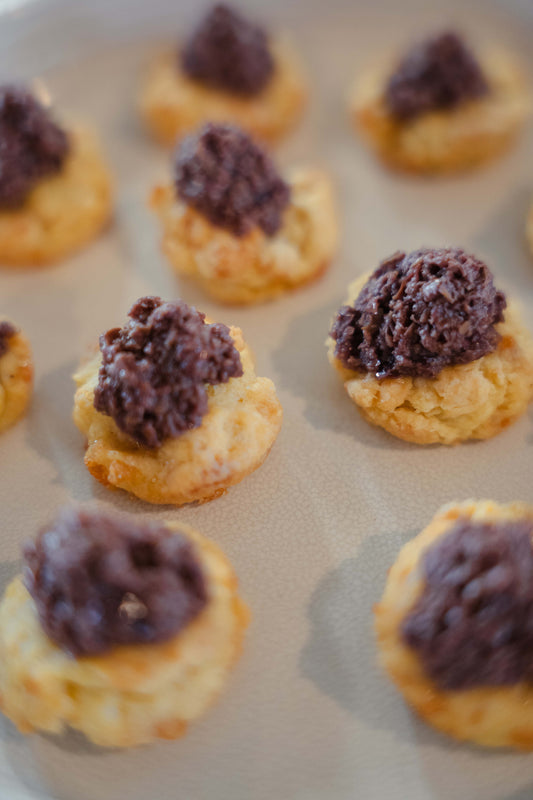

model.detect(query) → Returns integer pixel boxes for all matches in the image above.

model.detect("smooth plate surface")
[1,0,533,798]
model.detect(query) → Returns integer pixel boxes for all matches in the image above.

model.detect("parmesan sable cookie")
[349,31,530,174]
[151,123,338,305]
[73,296,282,504]
[327,247,533,445]
[0,319,33,433]
[139,3,306,146]
[375,499,533,750]
[0,507,249,748]
[0,85,112,266]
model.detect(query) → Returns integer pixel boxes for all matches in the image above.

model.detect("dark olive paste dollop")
[330,247,506,379]
[385,31,489,120]
[402,518,533,690]
[0,321,16,358]
[175,122,290,237]
[181,4,274,97]
[24,507,208,657]
[94,296,243,449]
[0,85,70,208]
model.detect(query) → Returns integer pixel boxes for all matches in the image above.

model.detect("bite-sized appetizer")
[349,31,530,173]
[151,123,338,305]
[140,3,307,145]
[73,296,282,503]
[327,247,533,444]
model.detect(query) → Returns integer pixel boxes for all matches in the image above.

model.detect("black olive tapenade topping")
[0,85,70,208]
[402,517,533,690]
[181,3,274,97]
[94,296,243,449]
[175,122,290,237]
[0,321,16,358]
[24,507,208,657]
[385,31,489,121]
[330,247,506,379]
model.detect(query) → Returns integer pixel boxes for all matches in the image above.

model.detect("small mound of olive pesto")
[402,518,533,690]
[0,321,16,358]
[385,31,489,120]
[94,296,243,449]
[330,247,506,379]
[175,122,290,237]
[181,3,274,96]
[23,507,208,657]
[0,85,70,208]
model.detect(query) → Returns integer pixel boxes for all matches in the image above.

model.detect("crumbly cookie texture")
[151,167,338,305]
[349,51,530,174]
[73,325,282,504]
[139,39,307,146]
[0,322,33,433]
[0,126,112,266]
[0,523,249,748]
[327,274,533,445]
[375,500,533,750]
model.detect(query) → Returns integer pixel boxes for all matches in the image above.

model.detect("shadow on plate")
[473,184,533,289]
[25,358,88,491]
[299,529,514,758]
[299,528,424,739]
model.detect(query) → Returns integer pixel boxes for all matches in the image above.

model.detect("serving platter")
[1,0,533,797]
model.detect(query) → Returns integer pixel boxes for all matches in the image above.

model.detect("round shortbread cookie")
[140,38,307,147]
[73,324,282,504]
[0,126,112,266]
[0,522,249,748]
[375,500,533,750]
[349,50,530,174]
[0,322,33,434]
[151,167,338,306]
[327,274,533,445]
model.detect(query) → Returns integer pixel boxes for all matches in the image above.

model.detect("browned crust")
[0,327,33,433]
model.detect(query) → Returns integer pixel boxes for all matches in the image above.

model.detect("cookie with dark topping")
[375,500,533,750]
[73,296,282,504]
[0,84,112,265]
[384,32,489,121]
[139,3,307,146]
[151,123,338,305]
[0,506,249,747]
[349,30,530,174]
[327,247,533,444]
[0,86,70,209]
[181,4,274,97]
[0,317,33,434]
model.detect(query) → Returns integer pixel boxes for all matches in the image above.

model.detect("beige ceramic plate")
[0,0,533,798]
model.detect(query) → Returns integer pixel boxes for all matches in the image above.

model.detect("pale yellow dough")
[139,38,307,146]
[0,126,113,266]
[73,325,282,504]
[375,499,533,750]
[0,322,33,433]
[349,50,530,174]
[151,167,338,305]
[327,274,533,445]
[0,523,249,748]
